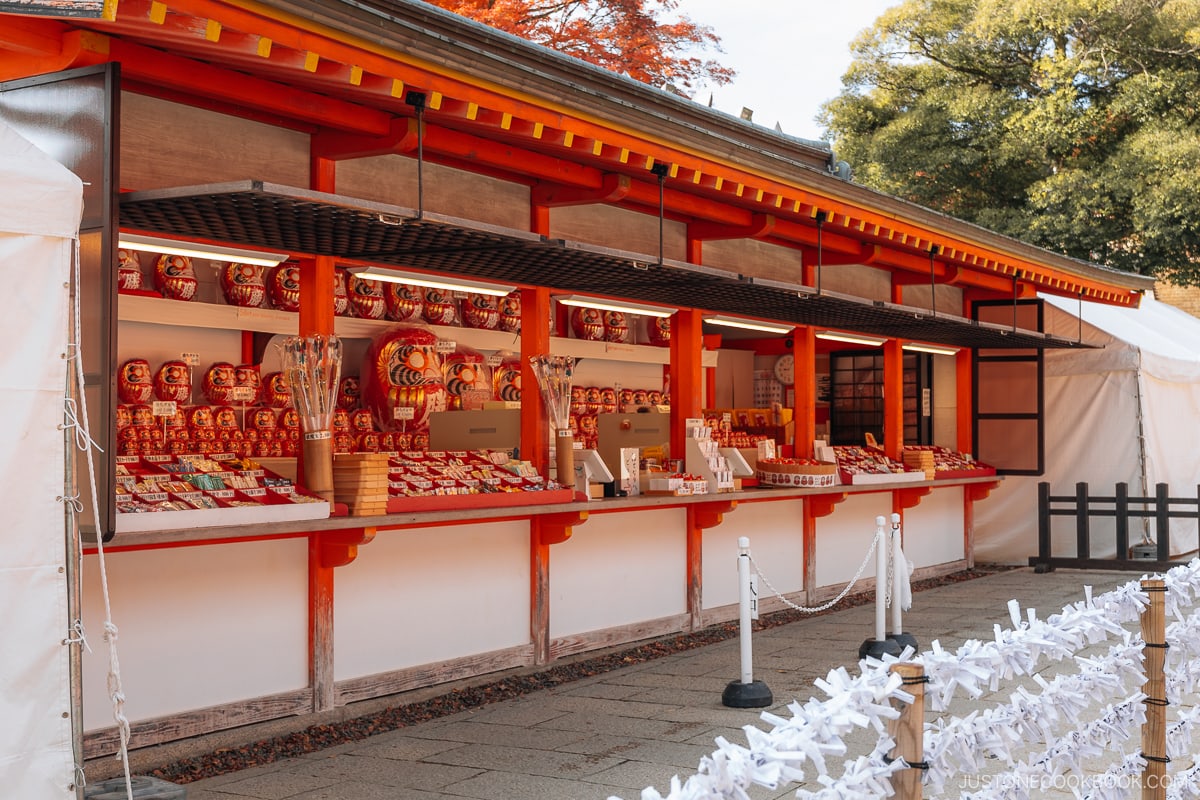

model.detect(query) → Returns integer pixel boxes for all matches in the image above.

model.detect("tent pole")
[65,266,85,800]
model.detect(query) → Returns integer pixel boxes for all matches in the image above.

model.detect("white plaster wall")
[81,538,308,730]
[813,492,893,587]
[901,487,966,567]
[334,521,530,678]
[550,508,685,637]
[703,499,804,610]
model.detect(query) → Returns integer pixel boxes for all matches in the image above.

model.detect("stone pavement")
[175,568,1159,800]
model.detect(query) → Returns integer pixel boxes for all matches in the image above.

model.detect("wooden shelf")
[118,293,717,366]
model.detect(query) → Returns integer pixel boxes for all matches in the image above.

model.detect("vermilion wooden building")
[0,0,1154,768]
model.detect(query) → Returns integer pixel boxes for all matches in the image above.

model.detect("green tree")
[820,0,1200,284]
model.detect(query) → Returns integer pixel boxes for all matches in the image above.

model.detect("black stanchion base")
[859,638,902,660]
[887,632,919,653]
[722,679,773,708]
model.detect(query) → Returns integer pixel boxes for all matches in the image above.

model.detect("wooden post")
[889,662,925,800]
[1037,482,1052,565]
[1076,481,1091,559]
[1155,484,1171,561]
[1115,482,1130,559]
[1140,578,1168,800]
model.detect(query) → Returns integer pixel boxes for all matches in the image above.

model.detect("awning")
[118,180,1092,350]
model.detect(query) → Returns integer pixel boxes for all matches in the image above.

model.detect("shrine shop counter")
[80,471,997,757]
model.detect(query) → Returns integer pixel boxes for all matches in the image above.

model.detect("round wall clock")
[773,353,795,385]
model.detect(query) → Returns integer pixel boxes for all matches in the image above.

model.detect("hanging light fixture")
[556,295,674,318]
[704,315,792,335]
[902,342,960,356]
[346,266,514,296]
[815,330,887,346]
[118,233,288,267]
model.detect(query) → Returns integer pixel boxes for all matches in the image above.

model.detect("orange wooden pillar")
[671,308,705,626]
[793,326,816,458]
[520,285,564,665]
[958,295,977,566]
[669,308,703,455]
[303,154,343,713]
[883,338,904,459]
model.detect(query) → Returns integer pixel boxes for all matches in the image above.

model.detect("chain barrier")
[749,525,885,614]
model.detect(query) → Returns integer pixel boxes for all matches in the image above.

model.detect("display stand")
[684,434,735,493]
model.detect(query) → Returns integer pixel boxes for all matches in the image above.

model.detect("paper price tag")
[435,340,457,353]
[151,401,178,417]
[486,354,504,367]
[229,386,256,402]
[180,352,201,367]
[393,406,416,421]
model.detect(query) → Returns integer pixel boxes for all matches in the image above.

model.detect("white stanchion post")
[875,515,888,643]
[721,536,773,708]
[860,516,902,659]
[888,512,919,652]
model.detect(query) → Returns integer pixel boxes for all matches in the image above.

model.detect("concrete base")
[887,632,919,654]
[721,679,773,708]
[859,637,902,660]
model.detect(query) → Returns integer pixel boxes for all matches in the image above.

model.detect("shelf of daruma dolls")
[118,293,718,365]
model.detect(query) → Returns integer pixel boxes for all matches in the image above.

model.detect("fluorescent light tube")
[815,330,887,346]
[118,234,288,267]
[556,295,674,318]
[902,342,960,355]
[704,315,793,335]
[347,266,515,297]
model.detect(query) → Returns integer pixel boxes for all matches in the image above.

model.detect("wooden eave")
[0,0,1154,308]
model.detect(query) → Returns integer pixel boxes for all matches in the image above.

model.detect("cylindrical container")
[303,432,335,503]
[556,428,575,489]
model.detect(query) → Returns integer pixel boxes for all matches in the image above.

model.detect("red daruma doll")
[116,249,143,291]
[154,360,192,404]
[261,371,292,408]
[219,262,266,308]
[361,326,448,432]
[570,305,604,340]
[118,358,154,404]
[384,283,423,323]
[154,254,197,301]
[267,263,301,312]
[348,274,387,320]
[202,362,238,405]
[233,364,262,405]
[442,349,491,411]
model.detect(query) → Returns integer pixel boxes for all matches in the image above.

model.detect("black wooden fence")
[1032,482,1200,572]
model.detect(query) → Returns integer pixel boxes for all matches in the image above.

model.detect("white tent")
[0,120,84,796]
[975,291,1200,564]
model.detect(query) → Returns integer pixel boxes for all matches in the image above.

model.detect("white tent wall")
[0,122,84,797]
[975,293,1200,564]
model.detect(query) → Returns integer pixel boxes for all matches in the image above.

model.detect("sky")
[680,0,898,143]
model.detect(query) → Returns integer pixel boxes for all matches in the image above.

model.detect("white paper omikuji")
[619,560,1200,800]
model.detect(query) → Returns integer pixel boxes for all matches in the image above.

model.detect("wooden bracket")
[311,116,418,160]
[806,492,848,519]
[537,510,588,546]
[316,527,376,568]
[965,480,1001,503]
[691,499,738,530]
[531,173,630,207]
[895,486,933,510]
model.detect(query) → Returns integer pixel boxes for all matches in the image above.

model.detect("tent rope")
[63,239,134,798]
